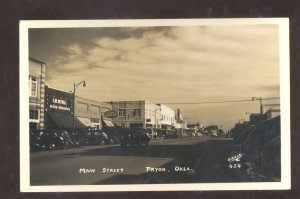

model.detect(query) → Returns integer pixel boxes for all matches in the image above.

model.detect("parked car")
[164,130,179,139]
[241,116,281,181]
[196,132,203,137]
[30,129,77,151]
[86,130,109,145]
[120,129,150,147]
[30,130,46,151]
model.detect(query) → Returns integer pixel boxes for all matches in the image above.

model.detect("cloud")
[63,44,82,55]
[42,25,280,130]
[48,25,279,92]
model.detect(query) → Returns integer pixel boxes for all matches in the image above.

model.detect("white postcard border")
[20,18,290,192]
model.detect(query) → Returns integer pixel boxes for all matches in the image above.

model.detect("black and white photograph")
[19,19,290,192]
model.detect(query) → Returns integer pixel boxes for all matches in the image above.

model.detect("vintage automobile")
[30,129,78,151]
[241,116,281,181]
[85,130,110,145]
[120,129,151,147]
[163,130,179,139]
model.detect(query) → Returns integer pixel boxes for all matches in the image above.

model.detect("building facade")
[158,104,175,130]
[44,86,75,130]
[44,86,113,130]
[75,96,112,129]
[29,57,46,131]
[110,100,161,129]
[187,122,203,133]
[264,108,280,119]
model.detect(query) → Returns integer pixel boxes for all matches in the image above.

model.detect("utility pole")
[252,97,263,114]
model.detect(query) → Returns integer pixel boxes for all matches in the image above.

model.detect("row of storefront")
[29,57,185,132]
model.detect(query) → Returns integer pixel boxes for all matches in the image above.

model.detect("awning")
[77,117,95,127]
[47,112,83,129]
[103,119,114,127]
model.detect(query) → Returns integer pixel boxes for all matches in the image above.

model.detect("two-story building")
[44,86,113,131]
[110,100,161,129]
[29,57,46,131]
[158,104,175,130]
[44,86,75,130]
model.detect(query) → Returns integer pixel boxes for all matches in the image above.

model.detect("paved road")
[30,137,245,185]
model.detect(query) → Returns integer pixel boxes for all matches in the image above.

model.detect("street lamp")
[252,97,263,114]
[154,108,161,129]
[153,108,161,139]
[73,81,86,131]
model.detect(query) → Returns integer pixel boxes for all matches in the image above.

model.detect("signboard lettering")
[49,97,71,112]
[104,111,118,118]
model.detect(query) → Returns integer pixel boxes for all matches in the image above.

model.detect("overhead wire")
[159,97,280,105]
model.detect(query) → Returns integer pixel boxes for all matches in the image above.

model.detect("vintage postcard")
[20,18,290,192]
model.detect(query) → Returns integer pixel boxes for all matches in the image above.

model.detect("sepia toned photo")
[20,19,290,192]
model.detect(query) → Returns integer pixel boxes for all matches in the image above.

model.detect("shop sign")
[104,111,118,118]
[49,97,71,112]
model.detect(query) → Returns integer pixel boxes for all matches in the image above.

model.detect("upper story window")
[29,109,39,120]
[29,76,38,97]
[133,109,141,117]
[118,109,125,117]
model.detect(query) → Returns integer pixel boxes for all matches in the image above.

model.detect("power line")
[160,97,280,105]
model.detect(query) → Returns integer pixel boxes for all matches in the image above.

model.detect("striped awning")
[103,119,114,127]
[77,117,95,127]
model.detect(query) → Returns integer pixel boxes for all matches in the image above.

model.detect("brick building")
[29,57,46,131]
[75,96,113,129]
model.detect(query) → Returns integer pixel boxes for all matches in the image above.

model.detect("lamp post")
[73,81,86,131]
[153,108,161,139]
[252,97,263,114]
[154,108,161,129]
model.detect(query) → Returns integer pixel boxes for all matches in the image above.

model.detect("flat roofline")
[29,57,46,64]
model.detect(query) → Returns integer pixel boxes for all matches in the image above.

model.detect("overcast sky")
[29,24,280,130]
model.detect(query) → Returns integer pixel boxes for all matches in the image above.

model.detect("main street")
[30,137,244,185]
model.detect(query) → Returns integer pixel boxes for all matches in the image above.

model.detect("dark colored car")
[30,129,78,151]
[120,129,150,147]
[164,130,179,139]
[234,125,257,145]
[241,116,281,181]
[86,130,109,145]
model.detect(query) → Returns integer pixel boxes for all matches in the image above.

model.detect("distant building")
[249,113,267,125]
[109,100,161,129]
[158,104,175,130]
[187,122,203,130]
[29,57,46,131]
[249,107,280,125]
[187,122,203,133]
